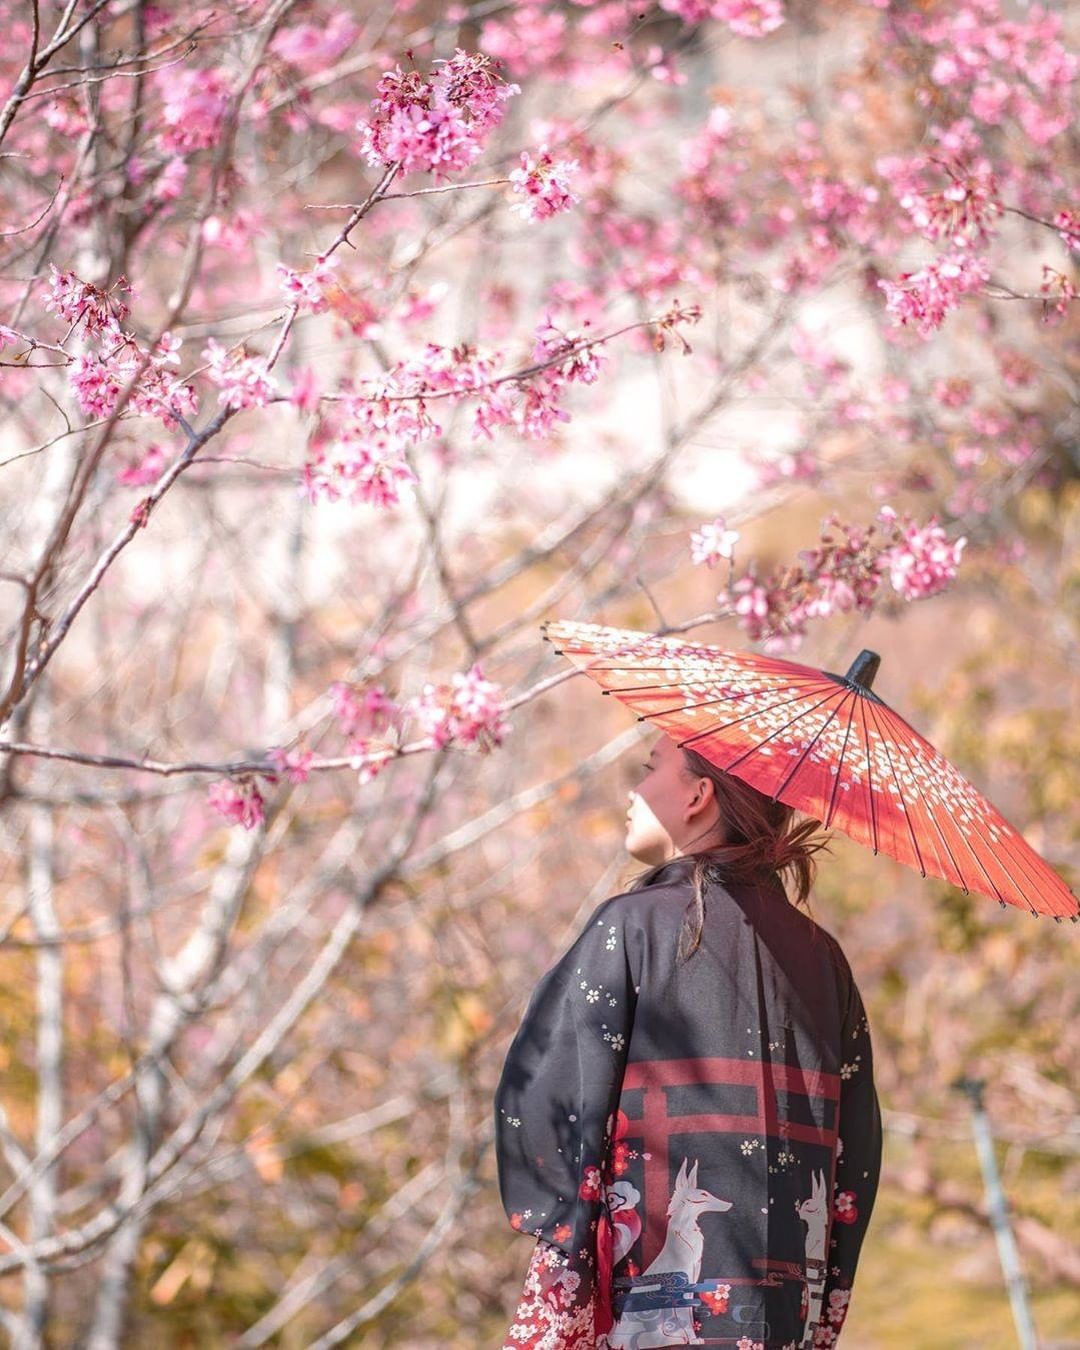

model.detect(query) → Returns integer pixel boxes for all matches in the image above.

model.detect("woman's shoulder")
[596,857,695,917]
[570,862,694,953]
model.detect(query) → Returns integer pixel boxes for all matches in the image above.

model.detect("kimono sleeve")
[494,895,639,1262]
[820,974,883,1344]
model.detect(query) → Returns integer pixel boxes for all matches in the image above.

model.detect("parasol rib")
[855,692,881,856]
[863,697,929,879]
[823,685,863,830]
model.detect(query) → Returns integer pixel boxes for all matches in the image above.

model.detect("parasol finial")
[845,649,881,692]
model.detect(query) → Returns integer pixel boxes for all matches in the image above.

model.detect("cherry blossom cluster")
[298,308,674,507]
[403,662,510,754]
[327,680,404,786]
[207,775,267,830]
[1039,265,1078,320]
[508,146,580,221]
[876,153,1002,249]
[712,506,967,652]
[877,252,991,339]
[43,265,132,336]
[479,5,570,78]
[156,66,232,155]
[116,444,167,487]
[357,48,520,181]
[37,265,200,426]
[267,744,315,784]
[201,338,277,411]
[270,11,360,72]
[206,743,317,828]
[1052,209,1080,252]
[276,256,338,313]
[659,0,786,40]
[876,510,968,600]
[331,680,401,741]
[886,0,1077,146]
[300,368,442,508]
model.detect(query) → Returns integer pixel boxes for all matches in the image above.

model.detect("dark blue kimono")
[495,857,882,1348]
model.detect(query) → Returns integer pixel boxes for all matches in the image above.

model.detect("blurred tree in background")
[0,0,1076,1344]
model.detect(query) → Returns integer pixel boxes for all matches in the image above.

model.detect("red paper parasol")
[540,619,1078,923]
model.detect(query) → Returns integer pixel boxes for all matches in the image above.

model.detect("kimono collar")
[644,855,696,887]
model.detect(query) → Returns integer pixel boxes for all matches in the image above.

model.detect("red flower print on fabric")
[700,1282,731,1315]
[833,1189,858,1224]
[577,1165,602,1201]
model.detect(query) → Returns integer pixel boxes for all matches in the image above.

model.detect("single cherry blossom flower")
[691,517,741,567]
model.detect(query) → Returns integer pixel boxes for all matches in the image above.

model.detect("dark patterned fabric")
[495,857,881,1348]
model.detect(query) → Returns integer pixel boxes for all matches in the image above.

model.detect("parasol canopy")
[540,619,1078,923]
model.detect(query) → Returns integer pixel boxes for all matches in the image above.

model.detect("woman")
[494,732,882,1349]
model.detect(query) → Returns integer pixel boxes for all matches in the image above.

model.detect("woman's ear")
[684,775,715,823]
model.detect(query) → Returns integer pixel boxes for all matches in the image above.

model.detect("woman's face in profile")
[624,734,695,866]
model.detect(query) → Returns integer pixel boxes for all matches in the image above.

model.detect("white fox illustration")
[606,1158,732,1349]
[797,1168,830,1347]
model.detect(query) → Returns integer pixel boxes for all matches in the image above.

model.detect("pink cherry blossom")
[480,6,569,78]
[43,265,131,337]
[1053,208,1080,253]
[508,146,580,221]
[70,328,197,428]
[449,663,511,750]
[70,352,124,419]
[357,49,519,182]
[879,517,967,600]
[714,508,969,648]
[207,776,266,830]
[349,741,396,787]
[330,681,401,742]
[879,153,1001,248]
[892,1,1077,146]
[276,256,337,312]
[931,376,973,409]
[398,281,450,325]
[690,517,741,566]
[153,156,188,202]
[271,12,360,71]
[404,662,509,752]
[877,252,991,338]
[117,443,167,486]
[333,437,419,510]
[1039,265,1078,320]
[157,66,232,154]
[995,349,1036,388]
[267,745,314,784]
[659,0,785,39]
[289,366,321,413]
[201,338,277,411]
[532,318,604,384]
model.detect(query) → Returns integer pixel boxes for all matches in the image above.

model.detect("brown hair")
[624,745,836,961]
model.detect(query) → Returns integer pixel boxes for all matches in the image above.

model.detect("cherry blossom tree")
[0,0,1076,1344]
